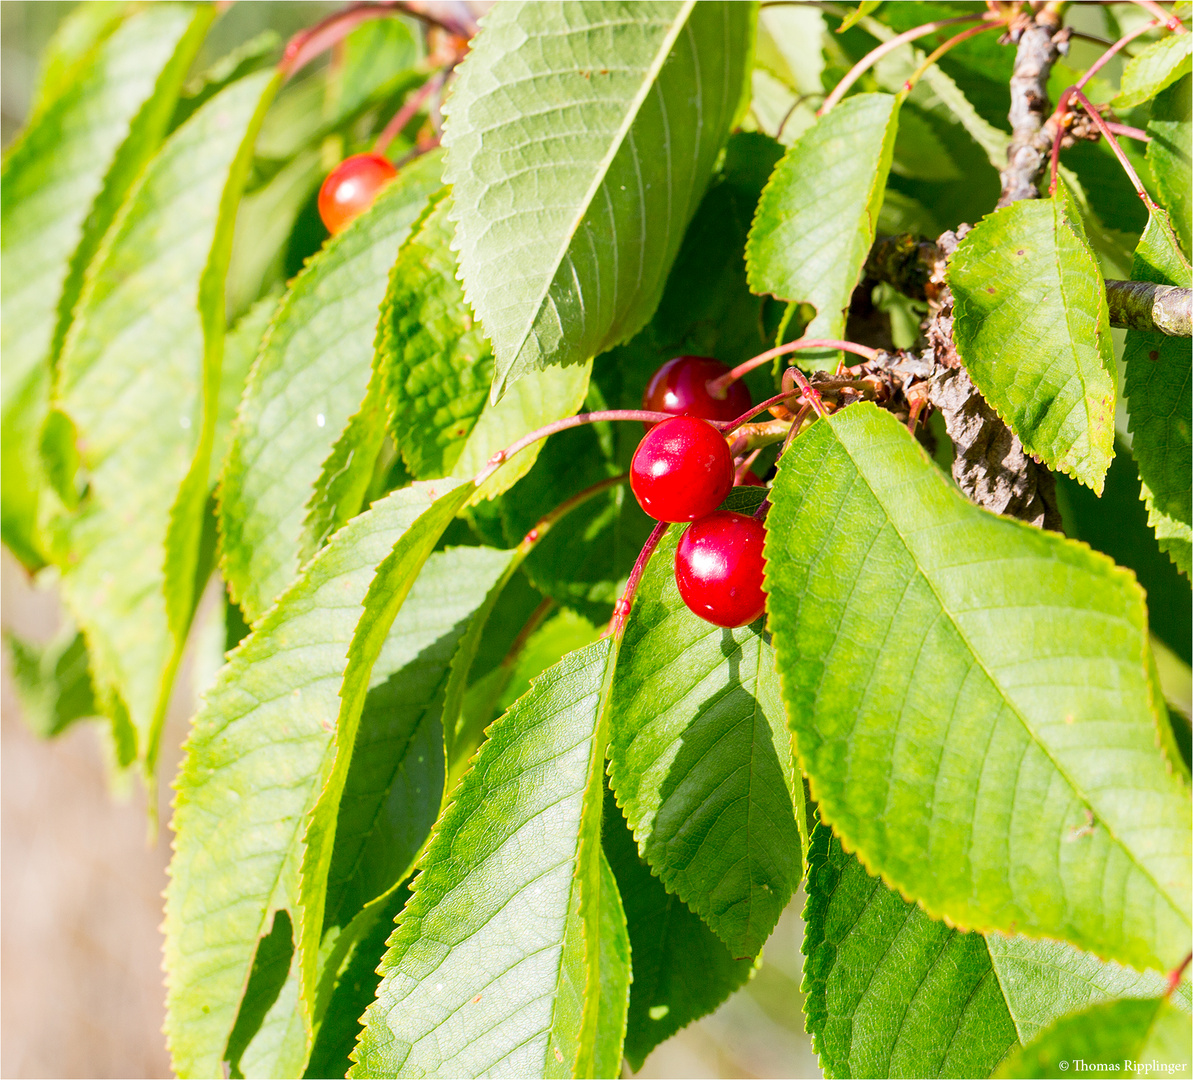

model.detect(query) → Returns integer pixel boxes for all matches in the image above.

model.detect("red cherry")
[642,356,752,428]
[736,469,765,487]
[318,153,397,235]
[675,511,767,628]
[630,416,734,523]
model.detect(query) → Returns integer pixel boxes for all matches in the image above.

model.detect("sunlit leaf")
[1113,32,1192,109]
[765,403,1191,972]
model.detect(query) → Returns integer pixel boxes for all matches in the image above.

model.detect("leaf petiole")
[607,520,669,641]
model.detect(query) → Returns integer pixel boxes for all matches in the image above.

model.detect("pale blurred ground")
[0,3,823,1077]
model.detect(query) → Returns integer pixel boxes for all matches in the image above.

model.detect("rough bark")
[997,8,1068,207]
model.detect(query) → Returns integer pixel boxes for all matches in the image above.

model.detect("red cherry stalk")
[1047,19,1161,195]
[607,521,669,641]
[706,338,879,398]
[1051,87,1162,212]
[374,70,447,154]
[280,1,473,80]
[898,20,1005,97]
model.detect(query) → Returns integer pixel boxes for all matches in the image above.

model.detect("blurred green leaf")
[1148,73,1192,258]
[994,997,1191,1079]
[4,623,98,738]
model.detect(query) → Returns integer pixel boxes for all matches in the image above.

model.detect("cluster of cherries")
[318,157,769,630]
[632,357,767,630]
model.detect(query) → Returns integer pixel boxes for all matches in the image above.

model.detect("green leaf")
[1113,33,1192,109]
[28,1,129,117]
[4,623,98,739]
[603,788,754,1071]
[443,0,755,400]
[986,935,1191,1047]
[592,849,633,1079]
[298,533,509,1035]
[383,196,495,479]
[49,70,278,765]
[1,4,212,568]
[948,193,1117,493]
[351,638,626,1079]
[608,489,801,958]
[165,481,466,1079]
[803,823,1020,1079]
[993,997,1192,1079]
[213,296,278,490]
[837,0,881,33]
[219,150,445,622]
[1148,73,1192,259]
[1123,210,1192,573]
[764,403,1192,972]
[746,93,899,361]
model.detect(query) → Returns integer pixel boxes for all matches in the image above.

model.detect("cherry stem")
[708,338,880,397]
[818,13,989,115]
[1103,121,1150,141]
[734,448,763,485]
[1063,88,1160,210]
[608,521,668,641]
[900,20,1005,97]
[1167,951,1193,996]
[789,368,829,419]
[1129,0,1186,32]
[1067,29,1136,56]
[281,1,473,80]
[517,473,629,551]
[722,390,805,434]
[1048,19,1160,193]
[473,409,677,488]
[374,71,445,154]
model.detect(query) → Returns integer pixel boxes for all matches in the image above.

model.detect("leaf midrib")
[829,416,1187,932]
[502,0,697,382]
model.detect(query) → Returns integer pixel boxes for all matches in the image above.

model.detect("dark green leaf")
[949,192,1116,492]
[443,0,754,398]
[609,489,802,958]
[765,403,1191,972]
[1123,210,1192,575]
[993,997,1191,1079]
[747,93,899,361]
[603,788,754,1071]
[803,823,1019,1079]
[351,638,626,1078]
[219,150,444,621]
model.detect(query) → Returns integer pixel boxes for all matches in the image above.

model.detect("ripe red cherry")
[318,153,397,235]
[736,469,765,487]
[630,416,734,523]
[675,511,767,628]
[642,355,752,428]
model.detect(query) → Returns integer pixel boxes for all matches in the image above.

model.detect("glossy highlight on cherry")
[674,511,767,628]
[642,355,752,428]
[630,416,735,523]
[318,153,397,235]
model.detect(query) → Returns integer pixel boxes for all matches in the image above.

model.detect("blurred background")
[0,3,822,1077]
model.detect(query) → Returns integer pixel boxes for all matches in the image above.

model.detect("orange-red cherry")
[642,355,752,429]
[318,153,397,235]
[630,416,734,523]
[675,511,767,628]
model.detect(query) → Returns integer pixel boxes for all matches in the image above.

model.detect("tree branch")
[866,234,1193,336]
[998,8,1068,207]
